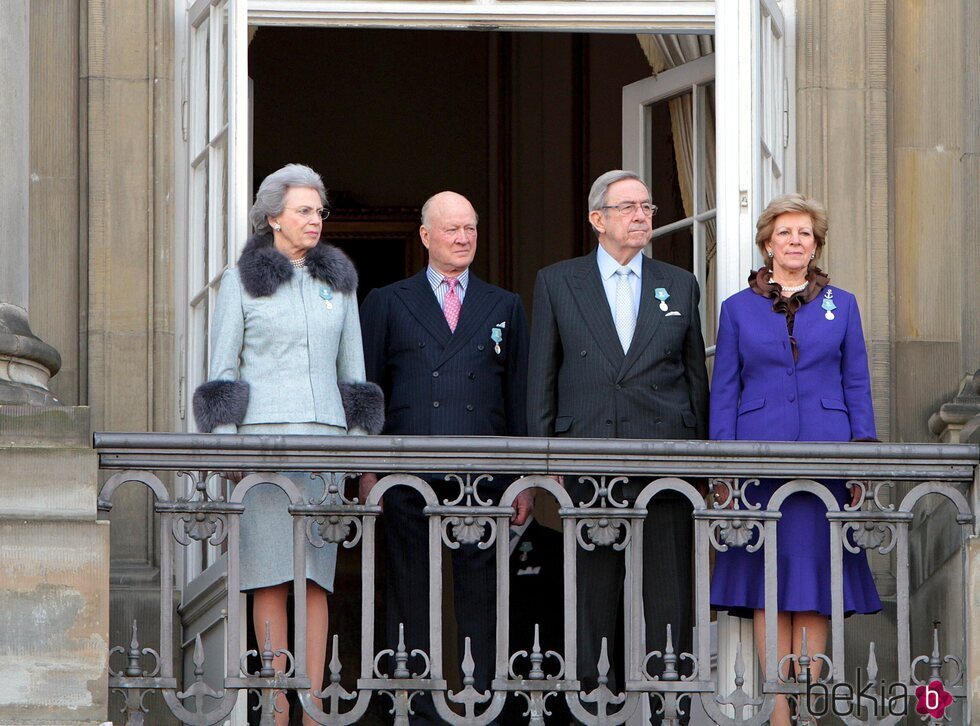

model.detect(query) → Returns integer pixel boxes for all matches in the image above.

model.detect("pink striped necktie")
[443,277,461,332]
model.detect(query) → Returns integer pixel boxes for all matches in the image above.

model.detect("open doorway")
[247,27,693,308]
[244,27,699,711]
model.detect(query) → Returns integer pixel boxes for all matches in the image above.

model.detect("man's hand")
[849,481,865,508]
[511,489,535,526]
[359,473,380,507]
[712,480,735,510]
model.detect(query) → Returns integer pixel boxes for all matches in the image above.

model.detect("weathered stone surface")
[0,447,96,520]
[0,0,30,313]
[892,0,963,149]
[0,405,90,447]
[895,341,962,444]
[929,372,980,443]
[29,0,81,406]
[0,521,108,723]
[0,405,106,723]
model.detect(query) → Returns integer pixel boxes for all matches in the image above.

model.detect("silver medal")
[659,301,668,312]
[825,311,834,320]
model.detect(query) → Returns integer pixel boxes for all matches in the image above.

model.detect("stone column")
[0,0,61,405]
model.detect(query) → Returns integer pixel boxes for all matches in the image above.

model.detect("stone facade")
[0,407,106,723]
[0,0,976,720]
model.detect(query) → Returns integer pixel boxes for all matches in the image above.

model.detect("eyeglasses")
[600,202,658,218]
[285,206,330,221]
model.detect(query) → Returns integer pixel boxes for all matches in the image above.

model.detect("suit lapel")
[619,255,666,377]
[437,274,497,367]
[568,251,625,370]
[393,270,453,348]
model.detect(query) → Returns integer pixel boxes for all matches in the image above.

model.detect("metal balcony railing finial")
[125,620,145,678]
[314,631,357,713]
[529,624,545,680]
[393,622,411,679]
[175,634,225,715]
[259,621,276,678]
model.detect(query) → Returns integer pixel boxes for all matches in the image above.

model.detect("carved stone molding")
[929,370,980,444]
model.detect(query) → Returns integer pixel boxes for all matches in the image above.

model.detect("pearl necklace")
[290,256,307,269]
[770,278,807,294]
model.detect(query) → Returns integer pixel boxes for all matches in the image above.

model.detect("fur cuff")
[193,380,250,433]
[339,382,385,435]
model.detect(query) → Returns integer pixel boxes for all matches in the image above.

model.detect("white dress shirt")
[596,245,642,322]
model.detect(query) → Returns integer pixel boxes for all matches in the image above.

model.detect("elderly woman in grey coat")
[193,164,383,725]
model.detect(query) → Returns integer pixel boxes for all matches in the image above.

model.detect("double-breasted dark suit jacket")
[361,269,528,437]
[527,249,708,439]
[359,268,528,717]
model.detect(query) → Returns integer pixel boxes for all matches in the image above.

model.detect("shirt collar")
[427,265,469,291]
[596,245,644,280]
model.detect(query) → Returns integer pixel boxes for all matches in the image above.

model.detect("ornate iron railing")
[95,434,979,725]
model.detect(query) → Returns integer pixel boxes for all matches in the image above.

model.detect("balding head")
[419,191,479,276]
[421,191,480,228]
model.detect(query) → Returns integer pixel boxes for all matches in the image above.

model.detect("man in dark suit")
[526,170,709,714]
[359,191,531,722]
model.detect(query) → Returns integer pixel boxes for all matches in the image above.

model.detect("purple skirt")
[709,479,882,618]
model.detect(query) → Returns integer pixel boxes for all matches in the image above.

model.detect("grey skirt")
[237,422,343,592]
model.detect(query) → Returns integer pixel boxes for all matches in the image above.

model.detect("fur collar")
[237,232,358,298]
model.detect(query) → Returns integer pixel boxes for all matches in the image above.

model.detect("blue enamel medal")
[319,286,333,309]
[821,289,837,320]
[490,326,503,355]
[654,287,670,312]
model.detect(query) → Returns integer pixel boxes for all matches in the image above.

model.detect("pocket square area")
[665,311,682,317]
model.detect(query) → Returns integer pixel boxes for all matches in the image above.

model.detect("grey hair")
[587,170,646,235]
[420,192,480,228]
[588,169,646,213]
[248,163,327,234]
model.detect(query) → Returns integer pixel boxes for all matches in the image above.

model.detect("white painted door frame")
[714,0,795,305]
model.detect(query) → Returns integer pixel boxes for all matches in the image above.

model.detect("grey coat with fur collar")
[193,234,383,434]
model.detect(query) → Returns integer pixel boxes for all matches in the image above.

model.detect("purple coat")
[709,284,876,442]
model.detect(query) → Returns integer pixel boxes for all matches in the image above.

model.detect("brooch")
[821,289,837,320]
[654,287,670,312]
[319,286,333,310]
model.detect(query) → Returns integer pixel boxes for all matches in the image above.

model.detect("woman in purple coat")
[709,194,881,725]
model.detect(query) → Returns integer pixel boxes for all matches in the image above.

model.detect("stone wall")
[24,0,177,716]
[0,407,106,723]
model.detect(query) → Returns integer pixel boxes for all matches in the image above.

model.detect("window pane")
[208,140,227,279]
[218,3,229,129]
[702,217,718,345]
[190,297,209,427]
[651,226,694,272]
[647,92,693,229]
[190,158,209,292]
[191,17,210,153]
